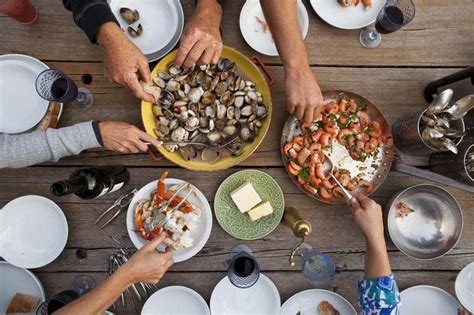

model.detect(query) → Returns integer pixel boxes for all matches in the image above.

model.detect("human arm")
[0,121,161,169]
[62,0,118,43]
[260,0,323,123]
[348,194,400,314]
[54,234,173,315]
[174,0,223,68]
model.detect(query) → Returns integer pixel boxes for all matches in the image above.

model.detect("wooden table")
[1,1,473,313]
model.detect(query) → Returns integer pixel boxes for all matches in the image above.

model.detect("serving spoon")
[322,152,353,200]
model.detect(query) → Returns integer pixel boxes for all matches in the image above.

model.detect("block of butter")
[248,201,274,221]
[230,182,262,213]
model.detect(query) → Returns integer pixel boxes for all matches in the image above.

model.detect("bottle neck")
[50,177,86,196]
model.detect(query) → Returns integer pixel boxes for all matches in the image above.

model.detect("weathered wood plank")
[36,271,463,314]
[8,63,464,167]
[1,167,472,274]
[1,0,472,66]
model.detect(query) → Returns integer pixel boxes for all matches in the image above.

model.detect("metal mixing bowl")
[385,184,463,260]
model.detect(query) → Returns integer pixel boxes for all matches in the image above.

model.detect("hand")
[347,194,384,242]
[123,233,174,284]
[284,66,323,123]
[99,121,161,153]
[96,22,154,102]
[174,1,223,68]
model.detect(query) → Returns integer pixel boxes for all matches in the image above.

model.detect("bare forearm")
[364,237,392,279]
[196,0,222,24]
[54,268,133,315]
[260,0,309,69]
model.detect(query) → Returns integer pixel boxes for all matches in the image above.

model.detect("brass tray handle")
[282,207,312,266]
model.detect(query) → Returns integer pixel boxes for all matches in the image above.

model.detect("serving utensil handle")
[251,56,274,86]
[283,207,312,266]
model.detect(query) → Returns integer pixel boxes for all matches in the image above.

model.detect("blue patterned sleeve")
[358,274,400,315]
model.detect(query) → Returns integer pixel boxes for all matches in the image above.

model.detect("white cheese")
[248,201,274,221]
[230,182,262,213]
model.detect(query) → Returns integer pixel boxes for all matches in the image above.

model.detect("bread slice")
[318,300,340,315]
[6,293,40,313]
[338,0,356,7]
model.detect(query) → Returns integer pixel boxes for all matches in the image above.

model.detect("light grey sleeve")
[0,121,101,169]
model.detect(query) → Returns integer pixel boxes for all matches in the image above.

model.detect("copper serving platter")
[280,91,394,204]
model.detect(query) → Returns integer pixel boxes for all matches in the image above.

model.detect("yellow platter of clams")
[142,46,272,171]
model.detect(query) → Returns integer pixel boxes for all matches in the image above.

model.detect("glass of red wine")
[35,69,94,110]
[226,245,260,288]
[359,0,415,49]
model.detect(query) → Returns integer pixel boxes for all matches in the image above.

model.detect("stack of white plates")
[0,54,51,134]
[456,263,474,313]
[108,0,184,62]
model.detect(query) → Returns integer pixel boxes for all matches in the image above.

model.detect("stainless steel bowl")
[385,184,463,260]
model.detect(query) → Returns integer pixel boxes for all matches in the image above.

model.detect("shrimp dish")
[282,96,392,202]
[134,171,202,250]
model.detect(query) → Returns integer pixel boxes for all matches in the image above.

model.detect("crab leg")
[156,170,169,207]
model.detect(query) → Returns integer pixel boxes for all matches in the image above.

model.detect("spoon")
[434,127,465,138]
[425,88,454,115]
[425,127,444,139]
[439,137,458,154]
[441,94,474,120]
[322,152,353,200]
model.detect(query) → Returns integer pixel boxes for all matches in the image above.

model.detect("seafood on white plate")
[133,171,201,250]
[144,58,269,163]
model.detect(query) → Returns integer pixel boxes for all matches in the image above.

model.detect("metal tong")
[144,182,194,233]
[95,189,138,229]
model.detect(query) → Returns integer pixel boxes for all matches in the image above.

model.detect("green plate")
[214,169,285,240]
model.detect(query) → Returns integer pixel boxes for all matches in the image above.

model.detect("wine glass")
[72,275,96,295]
[226,245,260,288]
[35,69,94,110]
[36,290,80,315]
[294,243,336,287]
[359,0,416,49]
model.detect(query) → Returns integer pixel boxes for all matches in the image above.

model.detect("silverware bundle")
[420,89,473,154]
[108,237,157,310]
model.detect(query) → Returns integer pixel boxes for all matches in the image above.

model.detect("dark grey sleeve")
[63,0,119,43]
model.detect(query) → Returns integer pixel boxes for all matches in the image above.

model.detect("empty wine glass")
[226,245,260,288]
[35,69,94,110]
[294,243,336,287]
[359,0,416,48]
[72,275,96,295]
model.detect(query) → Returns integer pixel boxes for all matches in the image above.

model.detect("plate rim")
[210,274,280,314]
[0,195,68,269]
[213,169,285,241]
[309,0,386,30]
[0,55,50,134]
[141,285,210,314]
[0,261,46,312]
[400,285,461,311]
[126,178,213,263]
[281,288,357,314]
[455,262,474,312]
[239,0,309,56]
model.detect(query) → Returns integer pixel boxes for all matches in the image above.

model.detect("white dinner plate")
[456,262,474,313]
[400,285,461,315]
[0,54,50,134]
[126,178,212,263]
[240,0,309,56]
[310,0,386,30]
[108,0,184,62]
[210,274,280,315]
[0,261,45,313]
[0,195,68,269]
[141,286,210,315]
[281,289,357,315]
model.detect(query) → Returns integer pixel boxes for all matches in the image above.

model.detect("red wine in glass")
[50,77,77,100]
[375,6,405,34]
[234,256,256,277]
[359,0,415,49]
